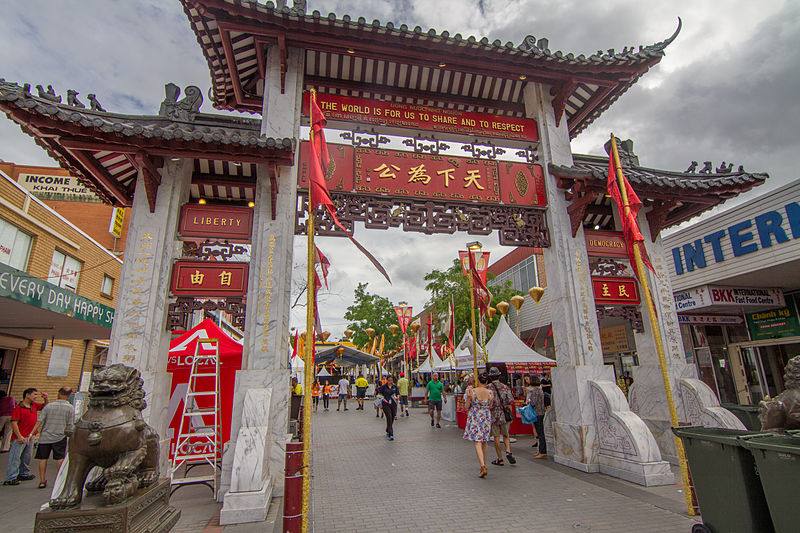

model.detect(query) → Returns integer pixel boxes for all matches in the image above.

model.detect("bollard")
[282,441,304,533]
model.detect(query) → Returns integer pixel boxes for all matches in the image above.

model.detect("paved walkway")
[0,406,700,532]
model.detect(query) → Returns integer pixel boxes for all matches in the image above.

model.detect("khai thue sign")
[170,261,248,296]
[178,205,253,241]
[303,93,538,142]
[592,277,640,305]
[299,143,546,207]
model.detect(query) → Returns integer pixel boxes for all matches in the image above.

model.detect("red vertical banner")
[394,306,413,333]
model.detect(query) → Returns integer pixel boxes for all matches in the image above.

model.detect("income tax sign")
[303,93,538,142]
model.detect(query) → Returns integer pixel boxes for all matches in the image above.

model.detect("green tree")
[344,282,402,352]
[423,259,520,344]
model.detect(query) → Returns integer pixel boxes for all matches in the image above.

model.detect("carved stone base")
[35,479,180,533]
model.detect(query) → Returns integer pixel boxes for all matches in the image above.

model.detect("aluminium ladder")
[169,338,221,498]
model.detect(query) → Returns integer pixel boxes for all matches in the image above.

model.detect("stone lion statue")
[50,364,160,509]
[758,355,800,432]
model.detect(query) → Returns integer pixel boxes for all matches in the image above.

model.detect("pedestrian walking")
[337,376,350,411]
[527,376,547,459]
[0,391,14,452]
[312,380,321,412]
[355,374,368,410]
[32,387,73,488]
[322,381,331,411]
[522,375,539,448]
[425,372,447,428]
[487,367,516,466]
[463,372,493,478]
[396,372,410,417]
[4,388,47,486]
[378,375,399,440]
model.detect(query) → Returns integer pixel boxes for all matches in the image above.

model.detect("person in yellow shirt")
[355,374,369,410]
[291,377,303,396]
[396,372,410,417]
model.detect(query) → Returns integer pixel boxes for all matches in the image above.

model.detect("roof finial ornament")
[603,138,638,167]
[684,161,698,173]
[159,83,203,121]
[67,90,85,108]
[87,94,106,112]
[698,161,713,174]
[36,84,61,103]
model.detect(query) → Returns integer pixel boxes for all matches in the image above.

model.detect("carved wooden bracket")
[566,185,603,237]
[552,78,578,128]
[645,200,678,242]
[134,151,162,213]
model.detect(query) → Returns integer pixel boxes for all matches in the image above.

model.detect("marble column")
[220,45,302,520]
[629,219,744,462]
[107,159,193,474]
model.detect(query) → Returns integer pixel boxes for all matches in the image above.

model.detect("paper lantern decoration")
[488,307,496,320]
[409,322,420,334]
[496,301,510,315]
[389,324,399,336]
[344,329,354,340]
[510,294,525,311]
[321,331,331,341]
[528,286,545,304]
[365,327,375,338]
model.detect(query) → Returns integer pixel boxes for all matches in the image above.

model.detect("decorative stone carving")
[678,378,745,430]
[759,355,800,431]
[87,93,106,112]
[166,296,246,331]
[159,83,203,121]
[595,306,644,333]
[36,84,61,103]
[684,161,697,173]
[67,90,86,108]
[698,161,713,174]
[603,138,639,167]
[50,364,160,509]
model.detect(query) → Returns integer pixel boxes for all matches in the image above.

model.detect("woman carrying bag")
[526,375,547,458]
[463,372,493,478]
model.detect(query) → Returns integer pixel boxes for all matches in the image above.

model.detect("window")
[101,275,114,297]
[0,218,32,270]
[489,255,538,292]
[48,250,82,292]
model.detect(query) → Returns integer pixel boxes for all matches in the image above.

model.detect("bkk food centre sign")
[673,285,785,312]
[0,262,115,328]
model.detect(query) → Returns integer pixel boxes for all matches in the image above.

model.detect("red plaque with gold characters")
[591,277,640,305]
[298,142,546,207]
[178,205,253,241]
[171,261,249,296]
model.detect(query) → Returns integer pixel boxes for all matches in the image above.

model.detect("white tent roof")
[414,351,445,373]
[454,330,474,357]
[316,367,331,377]
[485,317,555,367]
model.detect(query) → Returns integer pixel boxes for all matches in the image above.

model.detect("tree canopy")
[343,282,402,352]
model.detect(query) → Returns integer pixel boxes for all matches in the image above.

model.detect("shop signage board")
[303,93,539,142]
[178,204,254,241]
[17,172,100,202]
[674,285,785,311]
[299,142,546,207]
[0,263,115,328]
[585,230,628,258]
[170,261,248,296]
[746,306,800,340]
[591,276,640,305]
[108,207,125,238]
[600,324,630,354]
[677,314,745,325]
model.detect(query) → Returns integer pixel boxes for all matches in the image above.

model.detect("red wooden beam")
[67,149,131,206]
[566,188,603,237]
[269,162,280,220]
[552,78,578,128]
[567,86,614,135]
[278,32,287,94]
[134,151,162,213]
[218,26,246,108]
[192,172,256,188]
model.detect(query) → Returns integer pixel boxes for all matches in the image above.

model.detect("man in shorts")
[396,372,410,417]
[425,372,446,428]
[354,374,368,410]
[32,387,74,489]
[337,376,350,411]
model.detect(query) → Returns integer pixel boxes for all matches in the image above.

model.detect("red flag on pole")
[308,91,391,284]
[607,147,654,276]
[447,296,455,353]
[314,245,330,289]
[468,252,492,314]
[427,314,433,359]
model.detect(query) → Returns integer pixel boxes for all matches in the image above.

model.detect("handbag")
[492,383,514,423]
[520,404,538,425]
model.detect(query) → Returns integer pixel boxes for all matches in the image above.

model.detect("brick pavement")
[309,406,700,533]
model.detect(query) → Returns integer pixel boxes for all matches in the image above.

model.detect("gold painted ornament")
[510,294,525,311]
[496,301,510,315]
[528,286,545,304]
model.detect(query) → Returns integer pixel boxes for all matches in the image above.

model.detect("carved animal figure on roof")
[715,162,734,174]
[87,93,106,112]
[49,364,160,509]
[159,83,203,121]
[759,355,800,432]
[685,161,698,173]
[36,84,61,103]
[67,90,85,108]
[698,161,713,174]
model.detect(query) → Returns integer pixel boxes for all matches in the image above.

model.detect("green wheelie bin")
[739,434,800,533]
[722,403,763,431]
[671,426,773,533]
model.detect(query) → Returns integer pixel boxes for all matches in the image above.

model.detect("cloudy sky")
[1,1,798,338]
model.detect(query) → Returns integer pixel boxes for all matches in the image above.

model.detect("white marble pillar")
[107,159,193,473]
[220,45,303,518]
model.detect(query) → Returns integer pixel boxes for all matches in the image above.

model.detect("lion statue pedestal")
[35,364,180,533]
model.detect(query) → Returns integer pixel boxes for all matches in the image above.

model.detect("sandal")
[38,481,47,489]
[506,452,516,464]
[479,466,488,478]
[490,459,504,466]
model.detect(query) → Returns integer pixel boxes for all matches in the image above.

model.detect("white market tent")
[434,329,483,371]
[484,316,556,372]
[316,366,332,377]
[413,351,445,373]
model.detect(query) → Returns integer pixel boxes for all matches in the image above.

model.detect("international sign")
[677,314,744,326]
[108,207,125,238]
[0,263,114,328]
[591,277,640,305]
[178,205,254,242]
[171,261,249,297]
[585,230,628,258]
[303,93,539,142]
[17,172,99,202]
[746,306,800,340]
[299,143,546,207]
[674,285,785,311]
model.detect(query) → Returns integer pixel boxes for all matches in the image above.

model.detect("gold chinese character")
[618,285,630,298]
[437,168,456,187]
[601,283,611,297]
[407,164,431,185]
[219,271,232,286]
[190,270,205,285]
[464,169,485,190]
[373,163,401,179]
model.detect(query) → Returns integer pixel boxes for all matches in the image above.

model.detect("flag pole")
[300,91,318,533]
[468,264,480,390]
[610,134,695,516]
